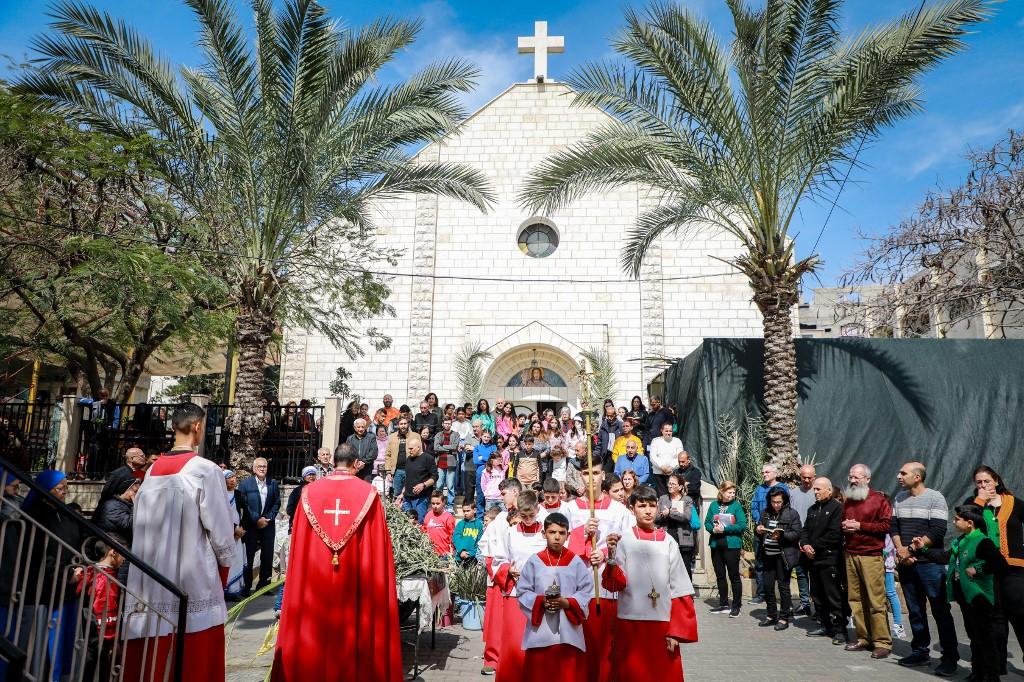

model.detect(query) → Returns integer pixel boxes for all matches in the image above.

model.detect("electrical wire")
[0,207,741,285]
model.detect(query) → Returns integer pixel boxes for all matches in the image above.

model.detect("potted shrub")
[449,562,487,630]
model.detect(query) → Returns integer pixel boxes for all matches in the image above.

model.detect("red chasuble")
[272,474,402,682]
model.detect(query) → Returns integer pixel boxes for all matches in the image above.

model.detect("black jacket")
[24,499,83,605]
[758,506,802,570]
[286,481,309,534]
[799,498,843,566]
[92,497,134,543]
[238,476,281,528]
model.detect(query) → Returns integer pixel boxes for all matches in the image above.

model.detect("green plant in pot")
[449,561,487,630]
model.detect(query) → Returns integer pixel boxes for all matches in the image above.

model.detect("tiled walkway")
[227,595,1024,681]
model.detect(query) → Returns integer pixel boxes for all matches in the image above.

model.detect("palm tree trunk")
[757,288,800,479]
[230,305,274,474]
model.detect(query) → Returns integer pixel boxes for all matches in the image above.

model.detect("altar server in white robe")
[517,512,593,682]
[491,490,547,682]
[565,455,631,682]
[123,402,236,682]
[479,479,523,675]
[603,485,698,682]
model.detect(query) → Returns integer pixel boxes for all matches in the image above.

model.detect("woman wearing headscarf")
[92,477,139,544]
[23,470,83,681]
[224,470,248,602]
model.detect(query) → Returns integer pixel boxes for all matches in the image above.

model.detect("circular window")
[517,222,559,258]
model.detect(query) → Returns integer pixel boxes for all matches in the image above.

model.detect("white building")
[279,23,762,415]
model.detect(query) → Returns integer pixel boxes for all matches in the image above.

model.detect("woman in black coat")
[92,477,138,544]
[756,486,802,630]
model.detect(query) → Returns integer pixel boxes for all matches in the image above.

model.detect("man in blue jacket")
[750,462,786,604]
[238,457,281,596]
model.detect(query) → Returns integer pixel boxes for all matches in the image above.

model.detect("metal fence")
[0,402,58,474]
[0,455,187,681]
[78,402,324,481]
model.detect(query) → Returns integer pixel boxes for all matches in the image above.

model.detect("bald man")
[800,477,846,643]
[99,447,148,502]
[892,461,959,673]
[239,457,281,596]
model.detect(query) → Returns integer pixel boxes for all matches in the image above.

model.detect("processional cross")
[324,499,351,526]
[518,21,565,82]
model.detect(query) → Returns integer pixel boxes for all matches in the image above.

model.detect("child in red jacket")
[77,537,126,680]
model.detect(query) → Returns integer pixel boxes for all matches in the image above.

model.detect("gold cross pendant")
[648,586,660,607]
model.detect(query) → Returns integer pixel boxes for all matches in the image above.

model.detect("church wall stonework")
[280,82,763,410]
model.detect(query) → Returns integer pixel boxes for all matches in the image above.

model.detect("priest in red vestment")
[272,444,402,681]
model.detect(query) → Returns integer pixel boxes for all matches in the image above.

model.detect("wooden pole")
[577,359,600,608]
[25,358,41,433]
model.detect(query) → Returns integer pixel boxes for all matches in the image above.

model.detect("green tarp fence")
[662,338,1024,506]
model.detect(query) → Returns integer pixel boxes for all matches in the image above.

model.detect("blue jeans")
[437,468,458,508]
[392,469,406,499]
[898,562,959,662]
[275,581,285,612]
[403,496,429,522]
[475,467,486,518]
[885,571,904,625]
[795,563,810,608]
[753,536,764,598]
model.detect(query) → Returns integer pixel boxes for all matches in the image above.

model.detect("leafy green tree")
[0,87,230,402]
[519,0,989,474]
[19,0,494,470]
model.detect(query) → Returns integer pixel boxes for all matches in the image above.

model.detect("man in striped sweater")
[891,462,960,677]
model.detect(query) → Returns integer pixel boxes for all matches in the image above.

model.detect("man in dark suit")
[238,457,280,596]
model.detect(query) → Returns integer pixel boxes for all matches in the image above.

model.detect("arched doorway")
[481,345,582,415]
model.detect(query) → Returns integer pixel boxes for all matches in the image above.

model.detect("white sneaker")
[892,623,906,640]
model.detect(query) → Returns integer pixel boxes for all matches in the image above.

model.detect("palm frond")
[581,346,618,409]
[455,341,492,406]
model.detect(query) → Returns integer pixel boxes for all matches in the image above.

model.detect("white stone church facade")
[280,55,762,414]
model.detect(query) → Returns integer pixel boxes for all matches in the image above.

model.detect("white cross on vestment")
[323,499,351,526]
[518,21,564,82]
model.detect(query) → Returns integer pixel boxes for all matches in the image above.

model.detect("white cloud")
[391,1,525,114]
[901,99,1024,178]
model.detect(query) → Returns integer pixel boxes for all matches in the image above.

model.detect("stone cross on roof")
[518,21,564,83]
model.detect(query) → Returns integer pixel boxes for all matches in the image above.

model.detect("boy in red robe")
[492,490,547,682]
[566,455,631,682]
[603,485,698,682]
[479,478,523,675]
[517,512,593,682]
[272,445,401,681]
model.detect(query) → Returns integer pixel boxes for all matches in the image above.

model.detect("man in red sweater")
[423,490,456,557]
[841,464,894,658]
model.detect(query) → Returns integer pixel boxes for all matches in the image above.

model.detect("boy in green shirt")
[454,503,484,566]
[917,504,1005,682]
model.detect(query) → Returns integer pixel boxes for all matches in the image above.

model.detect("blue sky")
[2,0,1022,293]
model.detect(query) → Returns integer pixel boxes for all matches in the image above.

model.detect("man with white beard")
[840,464,894,659]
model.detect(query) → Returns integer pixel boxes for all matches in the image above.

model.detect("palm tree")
[519,0,989,474]
[20,0,494,471]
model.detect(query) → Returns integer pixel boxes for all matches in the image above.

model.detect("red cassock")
[272,473,402,681]
[567,525,616,682]
[482,557,503,668]
[491,564,527,682]
[602,558,698,682]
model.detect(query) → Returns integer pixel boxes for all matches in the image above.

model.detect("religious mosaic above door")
[506,367,567,388]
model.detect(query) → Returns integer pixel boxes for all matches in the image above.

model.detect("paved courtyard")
[226,594,1024,681]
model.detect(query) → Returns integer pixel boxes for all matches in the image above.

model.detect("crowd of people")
[4,389,1024,682]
